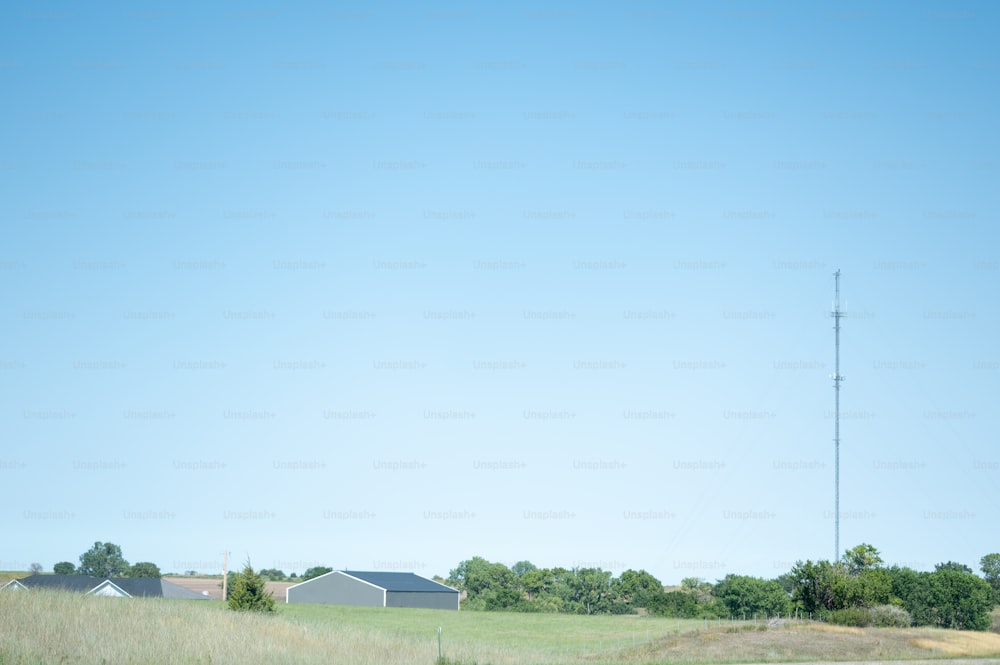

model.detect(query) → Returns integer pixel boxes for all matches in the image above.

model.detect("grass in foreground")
[625,621,1000,663]
[3,590,1000,665]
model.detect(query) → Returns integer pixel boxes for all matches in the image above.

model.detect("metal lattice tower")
[831,270,845,560]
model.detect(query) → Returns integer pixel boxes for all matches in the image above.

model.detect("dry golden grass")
[0,571,29,586]
[806,624,866,636]
[0,590,426,665]
[910,631,1000,657]
[625,621,1000,664]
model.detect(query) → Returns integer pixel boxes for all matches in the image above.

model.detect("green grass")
[3,590,1000,665]
[281,601,703,661]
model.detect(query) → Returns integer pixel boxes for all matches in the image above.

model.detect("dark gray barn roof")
[112,578,208,599]
[109,577,162,597]
[7,574,207,599]
[341,571,457,593]
[13,574,103,592]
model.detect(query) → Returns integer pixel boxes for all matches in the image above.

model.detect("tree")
[258,568,287,581]
[78,542,130,578]
[29,563,43,574]
[680,577,703,591]
[841,543,883,576]
[564,568,615,614]
[775,571,796,594]
[484,586,526,611]
[227,560,275,612]
[616,569,664,608]
[713,574,792,618]
[53,561,76,575]
[648,590,701,617]
[979,553,1000,604]
[680,577,715,603]
[130,562,162,578]
[899,570,993,630]
[935,561,973,574]
[790,545,892,617]
[448,557,517,598]
[511,560,537,578]
[789,559,841,614]
[447,556,494,592]
[301,566,333,581]
[888,565,921,602]
[521,568,553,599]
[844,568,893,608]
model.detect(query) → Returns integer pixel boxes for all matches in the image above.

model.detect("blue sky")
[2,1,998,584]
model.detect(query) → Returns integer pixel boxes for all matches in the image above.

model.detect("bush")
[868,604,912,627]
[227,560,275,613]
[828,607,871,627]
[827,605,913,628]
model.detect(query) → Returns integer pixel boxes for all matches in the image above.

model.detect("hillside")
[3,589,1000,665]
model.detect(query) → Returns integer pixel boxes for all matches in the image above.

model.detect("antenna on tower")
[831,270,846,560]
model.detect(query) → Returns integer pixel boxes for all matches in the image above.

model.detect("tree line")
[39,541,1000,628]
[50,541,162,579]
[445,545,1000,631]
[45,542,336,584]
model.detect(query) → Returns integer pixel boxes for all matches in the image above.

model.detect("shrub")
[828,607,870,627]
[827,605,913,628]
[868,604,912,627]
[227,560,275,613]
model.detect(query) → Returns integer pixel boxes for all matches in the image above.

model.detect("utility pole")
[222,550,229,601]
[831,270,845,561]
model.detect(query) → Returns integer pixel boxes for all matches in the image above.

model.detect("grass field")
[2,589,1000,665]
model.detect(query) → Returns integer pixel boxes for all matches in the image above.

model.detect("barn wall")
[386,591,459,610]
[287,572,384,606]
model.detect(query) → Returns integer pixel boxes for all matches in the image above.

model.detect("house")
[286,570,459,610]
[2,574,209,599]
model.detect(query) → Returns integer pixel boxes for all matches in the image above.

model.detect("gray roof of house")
[8,574,208,599]
[107,577,160,596]
[158,578,211,600]
[341,571,457,593]
[108,578,209,599]
[15,574,103,592]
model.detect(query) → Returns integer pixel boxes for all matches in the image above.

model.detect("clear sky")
[2,1,998,585]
